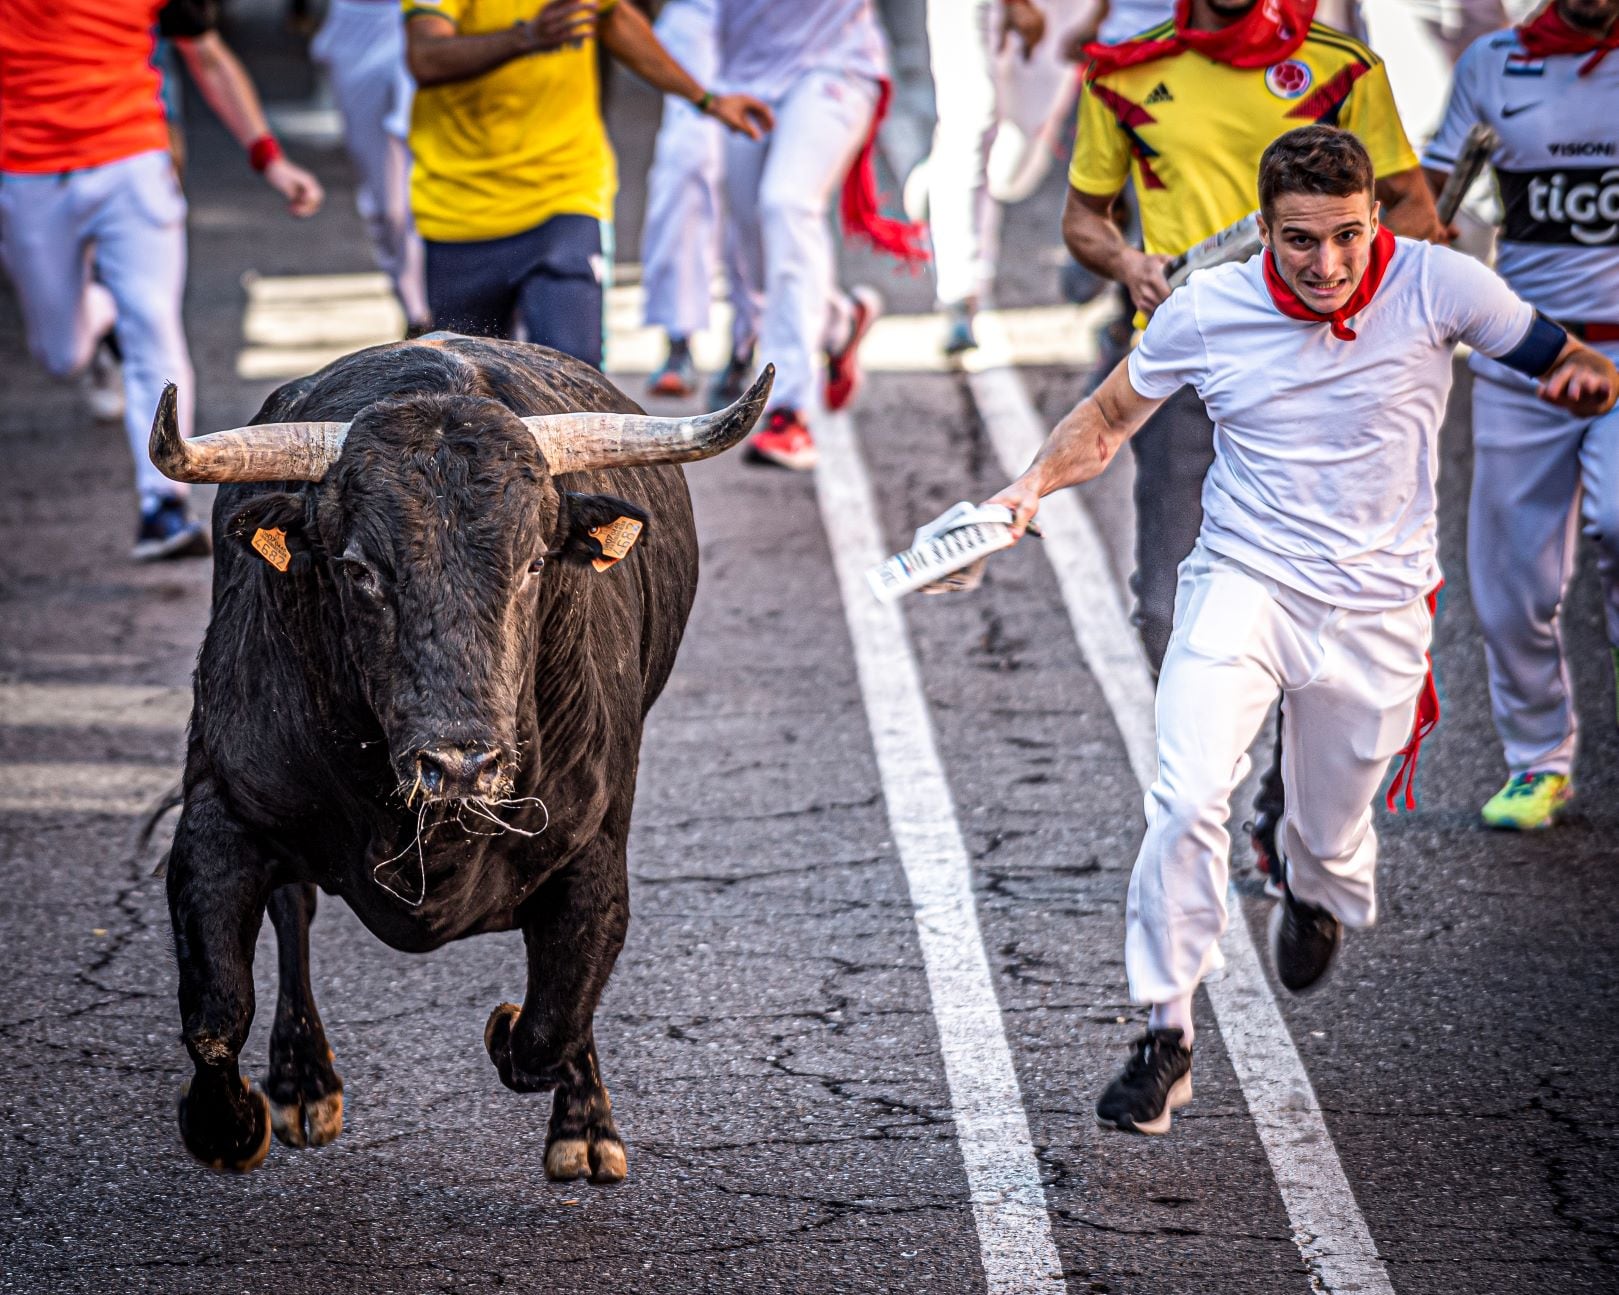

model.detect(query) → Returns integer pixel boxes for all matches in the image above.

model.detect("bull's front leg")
[263,883,344,1149]
[485,848,629,1184]
[166,788,274,1172]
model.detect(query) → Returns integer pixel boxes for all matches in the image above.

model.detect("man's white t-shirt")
[1127,237,1534,608]
[716,0,889,100]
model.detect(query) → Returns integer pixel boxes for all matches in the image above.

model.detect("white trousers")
[724,68,876,415]
[641,0,724,340]
[1126,546,1432,1008]
[0,149,194,505]
[312,0,429,326]
[925,0,1085,307]
[1469,355,1619,778]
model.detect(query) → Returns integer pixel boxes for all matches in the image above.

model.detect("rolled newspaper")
[866,502,1041,604]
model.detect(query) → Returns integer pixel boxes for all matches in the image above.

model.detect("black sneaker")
[708,346,754,407]
[1268,877,1342,994]
[132,496,211,562]
[1095,1028,1193,1135]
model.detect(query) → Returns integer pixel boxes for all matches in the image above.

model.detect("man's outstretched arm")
[1538,335,1619,418]
[985,358,1165,537]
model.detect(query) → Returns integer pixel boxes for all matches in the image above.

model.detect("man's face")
[1258,190,1379,315]
[1559,0,1619,34]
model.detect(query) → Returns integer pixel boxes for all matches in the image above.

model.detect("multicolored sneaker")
[648,340,697,398]
[1480,771,1573,831]
[825,286,883,413]
[132,495,211,562]
[943,302,977,355]
[744,407,817,472]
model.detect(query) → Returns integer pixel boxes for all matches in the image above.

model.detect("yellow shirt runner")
[404,0,619,243]
[1069,21,1418,257]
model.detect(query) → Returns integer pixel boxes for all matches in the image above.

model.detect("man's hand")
[517,0,597,52]
[263,158,324,217]
[1000,0,1047,60]
[704,94,774,140]
[1121,248,1174,315]
[1539,344,1619,418]
[985,474,1044,541]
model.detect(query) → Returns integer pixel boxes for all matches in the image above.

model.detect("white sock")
[1149,995,1195,1049]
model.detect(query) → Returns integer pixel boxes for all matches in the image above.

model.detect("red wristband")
[248,135,283,173]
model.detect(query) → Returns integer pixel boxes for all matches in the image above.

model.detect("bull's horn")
[148,382,350,484]
[521,364,775,475]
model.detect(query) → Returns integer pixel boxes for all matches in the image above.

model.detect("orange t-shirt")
[0,0,170,173]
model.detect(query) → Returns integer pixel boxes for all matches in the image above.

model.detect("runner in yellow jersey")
[405,0,770,368]
[1062,0,1445,885]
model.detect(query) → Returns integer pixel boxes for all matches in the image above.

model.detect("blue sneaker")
[943,303,977,355]
[132,496,211,562]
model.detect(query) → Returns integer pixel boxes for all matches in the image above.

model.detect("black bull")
[154,335,770,1177]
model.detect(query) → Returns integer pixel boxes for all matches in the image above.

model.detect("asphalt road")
[2,16,1617,1295]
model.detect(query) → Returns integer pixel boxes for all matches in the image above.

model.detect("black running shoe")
[1095,1028,1193,1135]
[1268,880,1342,994]
[132,495,211,562]
[708,347,755,407]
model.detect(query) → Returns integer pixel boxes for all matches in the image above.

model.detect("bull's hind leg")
[484,853,629,1184]
[263,884,344,1148]
[166,789,274,1172]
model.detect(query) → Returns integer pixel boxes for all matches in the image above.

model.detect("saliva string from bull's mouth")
[371,788,551,908]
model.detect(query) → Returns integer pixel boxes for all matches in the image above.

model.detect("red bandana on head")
[1262,222,1396,341]
[1515,4,1619,75]
[1083,0,1316,80]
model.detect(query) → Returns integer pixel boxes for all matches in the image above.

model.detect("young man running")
[0,0,324,560]
[405,0,770,369]
[716,0,929,470]
[988,126,1616,1134]
[1423,0,1619,831]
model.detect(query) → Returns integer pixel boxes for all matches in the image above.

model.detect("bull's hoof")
[267,1086,345,1149]
[178,1076,272,1173]
[485,1002,521,1060]
[543,1135,627,1184]
[262,1044,344,1149]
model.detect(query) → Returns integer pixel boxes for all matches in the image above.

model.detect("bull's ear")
[556,492,650,571]
[225,491,315,574]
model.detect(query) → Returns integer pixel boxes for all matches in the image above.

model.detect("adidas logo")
[1145,82,1173,104]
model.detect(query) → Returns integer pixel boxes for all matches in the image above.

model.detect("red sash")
[1262,223,1395,341]
[1515,5,1619,76]
[1386,585,1443,813]
[1083,0,1315,80]
[840,79,930,267]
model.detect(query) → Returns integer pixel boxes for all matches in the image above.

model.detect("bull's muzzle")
[411,742,507,803]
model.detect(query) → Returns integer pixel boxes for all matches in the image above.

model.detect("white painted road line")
[0,683,190,731]
[815,411,1066,1294]
[966,329,1396,1295]
[0,762,179,815]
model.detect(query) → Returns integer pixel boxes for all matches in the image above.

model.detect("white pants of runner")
[724,68,876,416]
[925,0,1084,307]
[0,149,193,507]
[641,0,724,341]
[1128,545,1431,1036]
[1468,350,1619,778]
[311,0,429,327]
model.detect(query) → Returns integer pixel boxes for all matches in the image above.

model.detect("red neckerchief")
[1262,223,1395,341]
[840,79,930,266]
[1515,4,1619,75]
[1083,0,1315,80]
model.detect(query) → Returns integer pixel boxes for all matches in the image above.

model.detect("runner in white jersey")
[1422,0,1619,830]
[985,126,1615,1134]
[311,0,430,334]
[716,0,928,469]
[641,0,724,400]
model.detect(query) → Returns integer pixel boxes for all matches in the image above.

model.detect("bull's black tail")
[134,782,184,877]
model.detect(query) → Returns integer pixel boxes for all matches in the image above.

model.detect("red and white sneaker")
[825,286,883,413]
[744,407,817,471]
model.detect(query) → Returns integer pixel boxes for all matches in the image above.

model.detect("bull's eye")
[342,559,381,597]
[526,556,546,575]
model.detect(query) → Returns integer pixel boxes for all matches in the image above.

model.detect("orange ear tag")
[251,527,291,572]
[588,517,644,572]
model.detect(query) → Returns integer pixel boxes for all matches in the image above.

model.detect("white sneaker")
[82,336,125,423]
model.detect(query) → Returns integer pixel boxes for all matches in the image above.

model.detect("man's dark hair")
[1258,126,1375,217]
